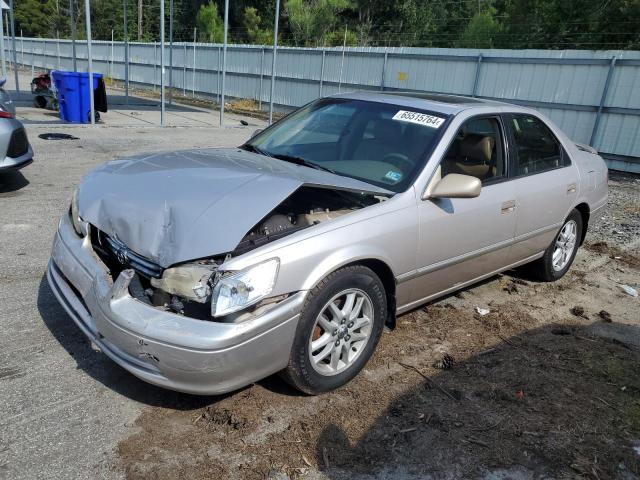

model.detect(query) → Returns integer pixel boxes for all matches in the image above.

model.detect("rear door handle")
[567,183,577,194]
[501,200,516,214]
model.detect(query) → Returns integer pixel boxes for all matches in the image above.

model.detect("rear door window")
[507,114,565,176]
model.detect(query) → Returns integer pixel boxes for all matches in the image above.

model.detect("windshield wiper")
[271,154,337,174]
[241,143,272,157]
[242,145,337,174]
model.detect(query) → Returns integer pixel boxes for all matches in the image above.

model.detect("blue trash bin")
[51,71,103,123]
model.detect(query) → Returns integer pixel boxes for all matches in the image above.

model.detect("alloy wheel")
[308,288,374,376]
[552,220,577,271]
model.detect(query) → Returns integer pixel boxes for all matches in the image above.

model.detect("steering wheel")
[382,153,413,171]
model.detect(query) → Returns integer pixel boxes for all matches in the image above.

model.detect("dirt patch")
[117,303,640,479]
[107,81,287,122]
[116,176,640,479]
[585,241,640,269]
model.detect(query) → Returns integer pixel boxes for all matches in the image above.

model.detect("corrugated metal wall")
[10,38,640,167]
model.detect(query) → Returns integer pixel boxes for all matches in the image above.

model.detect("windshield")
[244,98,449,192]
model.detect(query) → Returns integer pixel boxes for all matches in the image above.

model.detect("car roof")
[330,91,515,116]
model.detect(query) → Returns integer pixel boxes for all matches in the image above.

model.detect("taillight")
[0,110,13,118]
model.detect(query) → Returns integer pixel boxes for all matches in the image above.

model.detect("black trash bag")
[94,77,108,113]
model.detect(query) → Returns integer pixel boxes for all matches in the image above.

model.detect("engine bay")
[113,186,386,321]
[233,186,384,255]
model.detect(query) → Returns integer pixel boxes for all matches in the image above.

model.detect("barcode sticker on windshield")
[392,110,445,128]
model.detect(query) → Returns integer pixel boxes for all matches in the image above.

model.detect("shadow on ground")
[35,272,300,411]
[35,274,222,410]
[313,321,640,479]
[110,291,640,479]
[0,170,29,195]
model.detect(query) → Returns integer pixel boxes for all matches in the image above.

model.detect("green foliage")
[325,28,357,47]
[14,0,57,38]
[457,12,502,49]
[12,0,640,50]
[285,0,351,46]
[243,6,273,44]
[197,1,225,43]
[243,7,261,39]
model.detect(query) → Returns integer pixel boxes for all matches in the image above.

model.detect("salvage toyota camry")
[47,92,607,395]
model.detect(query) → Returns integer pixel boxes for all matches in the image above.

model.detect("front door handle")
[501,200,516,214]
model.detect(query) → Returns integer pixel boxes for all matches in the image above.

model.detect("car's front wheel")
[530,209,583,281]
[282,265,386,394]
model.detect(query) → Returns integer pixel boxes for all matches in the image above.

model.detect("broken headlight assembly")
[70,189,87,237]
[211,258,279,317]
[150,263,215,303]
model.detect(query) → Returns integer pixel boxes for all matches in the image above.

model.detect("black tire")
[282,265,386,395]
[33,95,47,108]
[530,209,583,282]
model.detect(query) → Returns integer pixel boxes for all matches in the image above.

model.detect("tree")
[499,0,640,49]
[242,6,273,44]
[457,11,502,48]
[285,0,351,46]
[326,27,357,47]
[196,1,225,43]
[14,0,58,38]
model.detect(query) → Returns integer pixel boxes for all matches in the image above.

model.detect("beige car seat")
[451,134,494,178]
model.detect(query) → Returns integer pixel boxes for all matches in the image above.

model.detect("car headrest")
[373,119,402,143]
[459,134,493,162]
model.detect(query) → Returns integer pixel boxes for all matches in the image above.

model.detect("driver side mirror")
[429,173,481,199]
[250,128,263,139]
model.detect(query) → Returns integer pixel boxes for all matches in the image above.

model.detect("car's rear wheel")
[282,265,386,394]
[530,209,583,281]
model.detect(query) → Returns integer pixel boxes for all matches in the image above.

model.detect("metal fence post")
[110,30,114,77]
[160,0,165,125]
[20,29,23,66]
[258,47,264,108]
[380,51,387,91]
[217,45,221,105]
[124,0,129,105]
[4,14,9,70]
[0,9,6,78]
[56,30,60,69]
[192,28,196,97]
[319,48,325,97]
[268,0,280,124]
[590,56,617,147]
[220,0,229,126]
[472,54,483,97]
[153,42,157,92]
[9,0,19,93]
[168,0,173,105]
[338,27,347,93]
[84,0,95,125]
[70,0,77,71]
[182,42,186,96]
[30,42,34,79]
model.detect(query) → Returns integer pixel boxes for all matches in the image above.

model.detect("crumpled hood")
[78,148,391,267]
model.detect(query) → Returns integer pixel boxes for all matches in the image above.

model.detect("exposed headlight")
[70,189,85,236]
[211,258,279,317]
[150,263,216,303]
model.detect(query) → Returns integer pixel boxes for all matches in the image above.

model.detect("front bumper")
[0,145,33,172]
[47,213,304,395]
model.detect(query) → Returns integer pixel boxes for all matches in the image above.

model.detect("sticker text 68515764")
[392,110,445,129]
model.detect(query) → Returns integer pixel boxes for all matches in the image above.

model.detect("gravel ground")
[589,172,640,246]
[0,110,638,480]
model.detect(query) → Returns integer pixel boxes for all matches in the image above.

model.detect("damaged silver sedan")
[48,92,608,395]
